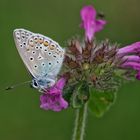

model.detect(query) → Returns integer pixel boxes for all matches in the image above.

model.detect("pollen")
[83,63,90,70]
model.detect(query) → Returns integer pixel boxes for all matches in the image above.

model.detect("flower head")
[40,78,68,112]
[39,4,140,117]
[80,5,106,41]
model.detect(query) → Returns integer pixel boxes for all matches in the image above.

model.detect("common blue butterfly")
[13,29,65,92]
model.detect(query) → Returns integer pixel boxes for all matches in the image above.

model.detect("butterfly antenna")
[1,81,31,91]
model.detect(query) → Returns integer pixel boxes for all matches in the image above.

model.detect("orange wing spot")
[43,41,49,46]
[38,39,43,44]
[49,44,56,50]
[31,45,35,47]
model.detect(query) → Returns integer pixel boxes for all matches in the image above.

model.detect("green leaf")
[88,88,116,117]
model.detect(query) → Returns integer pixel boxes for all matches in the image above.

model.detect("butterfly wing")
[13,29,65,79]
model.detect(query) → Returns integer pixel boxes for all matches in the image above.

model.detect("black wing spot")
[35,46,39,50]
[32,51,36,54]
[30,57,34,61]
[34,65,38,68]
[41,63,45,66]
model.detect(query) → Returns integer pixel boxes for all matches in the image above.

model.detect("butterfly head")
[31,77,56,92]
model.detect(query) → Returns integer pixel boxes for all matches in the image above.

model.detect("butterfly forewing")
[13,29,65,79]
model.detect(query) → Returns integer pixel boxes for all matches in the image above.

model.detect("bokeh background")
[0,0,140,140]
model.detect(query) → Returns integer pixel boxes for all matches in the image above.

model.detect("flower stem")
[72,103,88,140]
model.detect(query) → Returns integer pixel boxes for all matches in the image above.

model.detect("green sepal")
[71,82,90,108]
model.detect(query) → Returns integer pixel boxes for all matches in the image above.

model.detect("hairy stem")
[72,103,88,140]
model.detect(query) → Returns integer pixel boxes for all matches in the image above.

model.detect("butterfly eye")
[32,79,38,88]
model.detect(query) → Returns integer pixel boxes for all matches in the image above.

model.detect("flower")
[64,38,118,94]
[80,5,106,41]
[40,4,140,115]
[40,78,68,112]
[117,42,140,80]
[117,42,140,57]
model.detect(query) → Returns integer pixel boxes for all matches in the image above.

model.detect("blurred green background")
[0,0,140,140]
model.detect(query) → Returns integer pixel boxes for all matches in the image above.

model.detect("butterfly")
[13,28,65,92]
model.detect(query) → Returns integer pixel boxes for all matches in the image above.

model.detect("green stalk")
[72,103,88,140]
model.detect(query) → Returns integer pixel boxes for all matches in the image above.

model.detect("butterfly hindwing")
[13,29,65,79]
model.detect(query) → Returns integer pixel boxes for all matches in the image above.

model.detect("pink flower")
[80,5,106,42]
[117,42,140,80]
[117,42,140,57]
[40,78,68,112]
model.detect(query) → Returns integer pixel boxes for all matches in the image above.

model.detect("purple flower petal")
[122,55,140,63]
[40,77,68,112]
[117,42,140,80]
[117,42,140,57]
[40,94,68,112]
[95,19,107,32]
[55,78,66,90]
[121,62,140,71]
[80,5,106,41]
